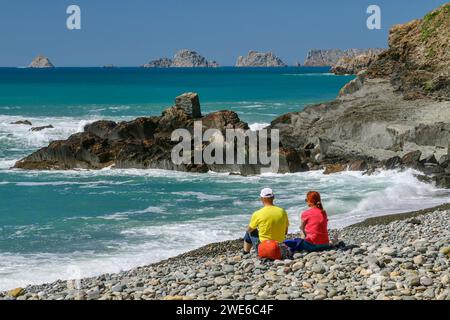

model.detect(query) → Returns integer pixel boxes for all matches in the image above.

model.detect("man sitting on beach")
[243,188,290,254]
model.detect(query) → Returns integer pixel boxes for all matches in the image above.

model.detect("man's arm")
[247,213,258,233]
[285,213,289,235]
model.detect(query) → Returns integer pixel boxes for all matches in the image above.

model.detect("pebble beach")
[1,204,449,301]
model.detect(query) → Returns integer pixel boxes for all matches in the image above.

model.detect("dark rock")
[11,120,32,126]
[175,93,202,118]
[421,154,438,165]
[416,174,433,184]
[323,163,347,174]
[433,174,450,188]
[383,156,402,170]
[84,121,117,139]
[422,163,444,175]
[348,159,368,171]
[30,125,54,132]
[401,150,422,167]
[14,93,300,174]
[278,148,309,173]
[438,155,449,168]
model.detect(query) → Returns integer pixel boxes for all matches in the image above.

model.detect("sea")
[0,67,449,290]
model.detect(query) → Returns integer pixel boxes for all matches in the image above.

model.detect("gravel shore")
[1,204,449,300]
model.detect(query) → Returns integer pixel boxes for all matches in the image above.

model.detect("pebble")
[2,209,448,301]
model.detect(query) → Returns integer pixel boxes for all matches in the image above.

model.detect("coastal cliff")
[271,3,450,188]
[28,55,54,68]
[330,51,381,75]
[304,49,384,67]
[367,3,450,100]
[236,51,287,67]
[142,50,219,68]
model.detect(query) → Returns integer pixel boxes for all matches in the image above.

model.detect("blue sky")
[0,0,447,66]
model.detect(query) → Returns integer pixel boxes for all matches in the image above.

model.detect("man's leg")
[243,230,259,253]
[243,232,253,253]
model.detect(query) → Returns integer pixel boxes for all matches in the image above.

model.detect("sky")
[0,0,447,67]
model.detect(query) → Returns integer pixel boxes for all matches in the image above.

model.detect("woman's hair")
[306,191,327,215]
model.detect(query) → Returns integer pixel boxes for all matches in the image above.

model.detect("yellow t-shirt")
[249,205,289,242]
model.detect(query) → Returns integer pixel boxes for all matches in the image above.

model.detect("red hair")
[307,191,327,215]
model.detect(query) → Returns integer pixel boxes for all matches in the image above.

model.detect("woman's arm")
[300,219,306,239]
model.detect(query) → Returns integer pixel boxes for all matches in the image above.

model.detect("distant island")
[28,55,54,68]
[303,49,385,67]
[236,51,287,67]
[142,49,219,68]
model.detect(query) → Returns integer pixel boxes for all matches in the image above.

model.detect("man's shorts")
[244,230,260,251]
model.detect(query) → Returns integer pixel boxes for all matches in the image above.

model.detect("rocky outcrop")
[30,125,54,132]
[14,93,306,174]
[172,50,218,67]
[11,120,32,126]
[142,58,173,68]
[303,49,384,67]
[270,4,450,187]
[236,51,287,67]
[270,77,450,181]
[142,50,219,68]
[331,51,381,75]
[28,55,54,68]
[367,3,450,100]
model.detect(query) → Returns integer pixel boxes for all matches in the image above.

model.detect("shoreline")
[1,202,449,300]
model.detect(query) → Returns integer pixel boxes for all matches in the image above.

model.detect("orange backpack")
[258,240,282,260]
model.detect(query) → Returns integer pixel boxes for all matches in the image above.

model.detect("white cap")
[260,188,274,198]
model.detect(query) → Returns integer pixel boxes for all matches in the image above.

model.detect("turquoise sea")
[1,67,449,290]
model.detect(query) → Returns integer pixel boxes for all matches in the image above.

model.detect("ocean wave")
[0,168,449,290]
[0,115,99,150]
[249,123,269,131]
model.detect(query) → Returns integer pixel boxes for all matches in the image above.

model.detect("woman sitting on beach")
[284,191,331,253]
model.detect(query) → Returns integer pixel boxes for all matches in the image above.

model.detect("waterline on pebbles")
[1,204,448,300]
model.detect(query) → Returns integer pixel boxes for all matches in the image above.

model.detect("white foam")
[1,168,449,290]
[249,123,270,131]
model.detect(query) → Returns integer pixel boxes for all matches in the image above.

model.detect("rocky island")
[303,49,384,68]
[28,55,55,68]
[236,51,287,67]
[142,50,219,68]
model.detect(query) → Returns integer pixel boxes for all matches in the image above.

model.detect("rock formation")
[271,3,450,187]
[14,93,305,174]
[330,51,381,75]
[303,49,384,67]
[28,55,54,68]
[142,50,219,68]
[366,3,450,100]
[11,120,32,126]
[142,58,173,68]
[235,51,287,67]
[172,50,219,67]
